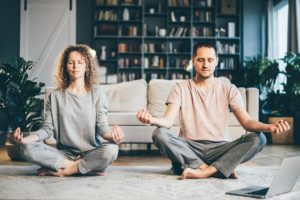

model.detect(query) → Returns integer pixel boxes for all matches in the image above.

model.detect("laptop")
[226,156,300,199]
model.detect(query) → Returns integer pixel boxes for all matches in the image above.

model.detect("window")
[273,0,289,59]
[270,0,289,93]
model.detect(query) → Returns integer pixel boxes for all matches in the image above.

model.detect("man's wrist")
[150,118,157,126]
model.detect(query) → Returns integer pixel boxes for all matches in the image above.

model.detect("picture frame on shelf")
[221,0,237,14]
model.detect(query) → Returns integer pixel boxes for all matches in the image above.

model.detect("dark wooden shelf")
[216,37,240,40]
[95,20,118,24]
[95,5,118,9]
[119,67,142,71]
[168,52,191,56]
[144,68,167,73]
[93,0,242,83]
[118,20,142,23]
[144,36,168,40]
[168,6,191,10]
[168,22,192,25]
[94,35,119,39]
[118,52,142,55]
[144,13,167,17]
[217,14,240,18]
[119,5,142,8]
[144,52,168,55]
[99,59,117,62]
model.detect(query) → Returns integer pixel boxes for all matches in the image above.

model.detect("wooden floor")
[1,145,300,167]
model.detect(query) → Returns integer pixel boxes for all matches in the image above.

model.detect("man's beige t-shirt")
[167,78,245,141]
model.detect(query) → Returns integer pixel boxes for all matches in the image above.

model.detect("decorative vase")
[101,46,106,60]
[123,8,130,21]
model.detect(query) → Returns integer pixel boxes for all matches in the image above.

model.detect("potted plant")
[260,53,300,114]
[260,52,300,144]
[0,57,45,160]
[235,55,275,89]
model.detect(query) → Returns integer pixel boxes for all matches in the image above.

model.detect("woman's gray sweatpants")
[152,128,267,178]
[20,142,119,174]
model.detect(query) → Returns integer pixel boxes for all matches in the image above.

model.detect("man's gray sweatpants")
[152,128,267,178]
[20,142,118,174]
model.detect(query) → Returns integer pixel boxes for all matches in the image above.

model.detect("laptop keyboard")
[247,188,269,195]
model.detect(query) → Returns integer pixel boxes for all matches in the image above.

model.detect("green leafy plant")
[235,55,276,90]
[260,52,300,117]
[282,52,300,96]
[0,57,45,132]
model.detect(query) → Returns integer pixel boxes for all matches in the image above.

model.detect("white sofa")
[44,79,259,150]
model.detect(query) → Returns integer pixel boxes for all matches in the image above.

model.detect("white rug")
[0,165,299,200]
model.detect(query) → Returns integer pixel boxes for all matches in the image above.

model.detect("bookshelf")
[93,0,242,83]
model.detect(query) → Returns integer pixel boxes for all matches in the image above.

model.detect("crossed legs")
[152,128,267,179]
[20,142,118,177]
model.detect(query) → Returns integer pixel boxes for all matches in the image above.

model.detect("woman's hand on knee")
[12,127,24,144]
[111,125,124,145]
[12,127,39,144]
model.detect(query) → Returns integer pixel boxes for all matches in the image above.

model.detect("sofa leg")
[147,143,151,153]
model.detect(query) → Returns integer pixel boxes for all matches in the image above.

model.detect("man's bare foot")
[229,171,239,179]
[86,171,106,176]
[180,166,217,179]
[212,170,239,179]
[199,164,209,170]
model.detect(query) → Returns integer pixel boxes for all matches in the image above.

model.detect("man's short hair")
[192,42,218,58]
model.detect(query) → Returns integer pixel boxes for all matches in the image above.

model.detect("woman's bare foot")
[37,167,64,177]
[36,161,80,177]
[180,166,217,179]
[37,167,52,176]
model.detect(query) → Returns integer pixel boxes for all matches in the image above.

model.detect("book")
[169,28,175,37]
[174,27,184,37]
[182,28,188,37]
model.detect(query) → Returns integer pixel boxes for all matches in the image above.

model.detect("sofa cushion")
[108,112,146,126]
[238,87,246,106]
[147,79,181,115]
[99,79,147,112]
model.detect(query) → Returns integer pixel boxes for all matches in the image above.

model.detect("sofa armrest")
[246,88,259,121]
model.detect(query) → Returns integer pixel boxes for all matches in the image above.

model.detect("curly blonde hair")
[54,44,97,91]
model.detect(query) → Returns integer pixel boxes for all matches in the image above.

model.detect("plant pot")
[268,117,294,144]
[0,131,8,147]
[5,143,23,161]
[5,134,26,161]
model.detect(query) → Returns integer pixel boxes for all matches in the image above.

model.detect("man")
[136,42,290,179]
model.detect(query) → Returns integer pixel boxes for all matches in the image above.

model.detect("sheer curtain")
[288,0,300,53]
[266,0,275,59]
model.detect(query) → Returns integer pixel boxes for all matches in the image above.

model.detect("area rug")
[0,164,299,200]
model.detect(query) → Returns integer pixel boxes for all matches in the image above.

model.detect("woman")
[12,44,124,176]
